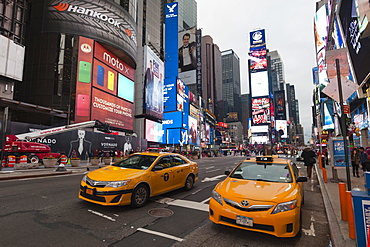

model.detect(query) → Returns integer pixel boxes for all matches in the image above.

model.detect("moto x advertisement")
[252,98,271,125]
[43,0,137,61]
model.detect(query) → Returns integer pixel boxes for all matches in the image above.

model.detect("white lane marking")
[137,227,183,242]
[88,209,116,222]
[205,166,215,169]
[201,197,210,204]
[157,198,209,212]
[201,174,226,182]
[302,212,316,236]
[205,169,221,173]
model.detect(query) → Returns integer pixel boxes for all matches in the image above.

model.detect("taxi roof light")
[256,156,273,162]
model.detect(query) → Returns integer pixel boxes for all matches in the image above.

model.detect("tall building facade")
[268,50,285,93]
[177,0,197,31]
[221,49,241,122]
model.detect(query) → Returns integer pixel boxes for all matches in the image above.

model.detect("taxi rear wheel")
[130,184,149,208]
[184,175,194,191]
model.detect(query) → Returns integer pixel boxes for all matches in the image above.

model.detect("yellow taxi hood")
[217,178,296,202]
[87,166,146,181]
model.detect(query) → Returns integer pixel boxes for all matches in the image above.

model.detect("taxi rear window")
[229,161,292,183]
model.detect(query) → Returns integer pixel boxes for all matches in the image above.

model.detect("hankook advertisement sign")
[43,0,137,61]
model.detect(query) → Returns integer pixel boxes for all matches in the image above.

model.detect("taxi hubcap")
[136,187,147,204]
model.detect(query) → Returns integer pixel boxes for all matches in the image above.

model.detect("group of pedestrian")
[351,147,370,178]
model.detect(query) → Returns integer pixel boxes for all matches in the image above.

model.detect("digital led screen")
[145,119,164,143]
[249,47,267,72]
[274,90,286,120]
[250,71,269,98]
[250,29,266,47]
[252,97,271,125]
[188,116,198,145]
[275,120,288,138]
[178,28,197,85]
[162,111,184,129]
[118,74,134,102]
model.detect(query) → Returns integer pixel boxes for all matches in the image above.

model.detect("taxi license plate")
[236,215,253,226]
[85,188,93,195]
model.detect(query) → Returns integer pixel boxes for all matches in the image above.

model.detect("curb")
[0,171,73,181]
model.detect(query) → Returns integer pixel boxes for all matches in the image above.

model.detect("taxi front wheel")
[184,175,194,191]
[131,184,149,208]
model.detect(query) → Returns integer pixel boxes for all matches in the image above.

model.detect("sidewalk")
[0,157,361,246]
[316,163,360,247]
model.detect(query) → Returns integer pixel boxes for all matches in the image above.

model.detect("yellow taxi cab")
[79,152,198,208]
[209,156,307,238]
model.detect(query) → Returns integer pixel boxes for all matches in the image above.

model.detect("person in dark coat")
[351,148,360,177]
[359,147,370,172]
[301,146,316,179]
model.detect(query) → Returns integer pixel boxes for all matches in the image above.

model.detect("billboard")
[339,0,370,84]
[178,28,197,85]
[188,116,198,145]
[250,29,266,47]
[275,120,288,138]
[250,71,269,98]
[145,119,164,143]
[314,5,327,73]
[43,0,137,62]
[144,46,164,119]
[252,97,271,125]
[274,90,286,120]
[75,37,135,129]
[249,47,267,72]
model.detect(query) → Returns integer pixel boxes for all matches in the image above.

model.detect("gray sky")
[197,0,318,141]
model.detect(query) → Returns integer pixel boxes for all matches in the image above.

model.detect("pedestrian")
[359,147,370,173]
[351,148,360,177]
[301,146,316,179]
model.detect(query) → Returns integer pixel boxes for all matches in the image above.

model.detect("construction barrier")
[19,155,27,165]
[1,157,7,168]
[60,155,68,165]
[7,155,16,168]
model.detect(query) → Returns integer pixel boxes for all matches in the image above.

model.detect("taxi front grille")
[223,198,273,212]
[80,191,106,202]
[220,216,274,232]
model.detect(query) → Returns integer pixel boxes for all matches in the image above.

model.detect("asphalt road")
[0,156,331,247]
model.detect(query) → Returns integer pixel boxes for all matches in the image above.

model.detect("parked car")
[209,156,307,238]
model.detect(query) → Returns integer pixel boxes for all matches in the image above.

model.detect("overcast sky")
[197,0,318,141]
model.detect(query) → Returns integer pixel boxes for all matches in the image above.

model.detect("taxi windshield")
[112,155,157,170]
[229,161,292,183]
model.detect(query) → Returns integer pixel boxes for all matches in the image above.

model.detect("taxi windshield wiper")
[253,178,275,182]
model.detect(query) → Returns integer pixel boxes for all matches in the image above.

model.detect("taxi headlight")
[272,200,297,214]
[105,180,131,188]
[212,190,223,205]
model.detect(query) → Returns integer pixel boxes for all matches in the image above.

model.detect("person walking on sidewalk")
[301,146,316,179]
[351,148,361,177]
[359,147,370,173]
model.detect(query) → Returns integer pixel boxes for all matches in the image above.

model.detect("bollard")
[318,154,323,169]
[346,191,356,239]
[7,155,16,168]
[56,154,67,172]
[339,183,348,221]
[322,168,328,183]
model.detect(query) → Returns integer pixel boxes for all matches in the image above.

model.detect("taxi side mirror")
[296,176,308,182]
[152,165,164,171]
[225,170,230,176]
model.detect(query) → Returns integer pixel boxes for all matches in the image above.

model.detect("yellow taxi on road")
[79,152,198,208]
[209,156,307,238]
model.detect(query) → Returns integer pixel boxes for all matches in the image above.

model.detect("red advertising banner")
[252,98,271,125]
[91,88,134,130]
[94,42,135,81]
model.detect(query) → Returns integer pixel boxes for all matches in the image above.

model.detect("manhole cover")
[148,208,174,217]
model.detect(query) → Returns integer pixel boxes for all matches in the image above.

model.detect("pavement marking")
[201,197,210,204]
[88,209,116,222]
[205,166,215,169]
[205,169,221,173]
[201,174,226,182]
[137,227,183,242]
[302,211,316,236]
[157,197,209,212]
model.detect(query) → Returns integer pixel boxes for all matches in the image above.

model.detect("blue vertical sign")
[331,137,351,168]
[164,2,178,112]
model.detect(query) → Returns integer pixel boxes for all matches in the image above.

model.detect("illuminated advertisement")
[75,37,135,129]
[178,28,197,85]
[145,119,164,143]
[250,71,269,98]
[205,123,210,144]
[274,90,286,120]
[356,0,370,38]
[339,0,370,85]
[252,98,271,125]
[249,47,267,72]
[43,0,137,61]
[177,78,189,112]
[250,29,266,47]
[144,46,164,119]
[164,2,179,113]
[162,111,184,129]
[91,88,134,129]
[188,116,198,145]
[314,5,327,73]
[275,120,288,138]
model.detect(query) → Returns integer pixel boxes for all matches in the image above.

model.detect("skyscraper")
[221,49,241,122]
[177,0,197,31]
[268,50,285,93]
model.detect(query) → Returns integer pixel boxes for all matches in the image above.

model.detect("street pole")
[336,58,351,191]
[0,107,9,170]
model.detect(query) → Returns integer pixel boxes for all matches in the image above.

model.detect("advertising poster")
[250,71,269,98]
[330,137,351,168]
[176,78,189,112]
[178,28,197,85]
[275,120,288,138]
[144,46,164,119]
[188,116,198,145]
[274,90,286,120]
[249,47,267,72]
[252,98,271,125]
[145,119,163,143]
